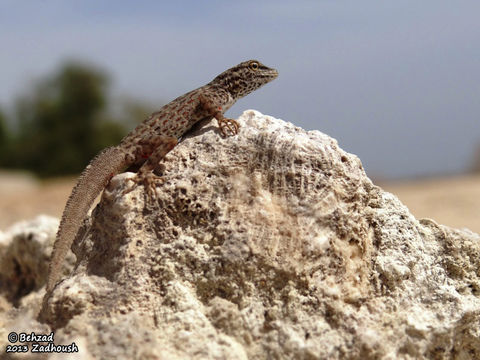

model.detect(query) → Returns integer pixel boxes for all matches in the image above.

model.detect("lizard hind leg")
[123,135,178,198]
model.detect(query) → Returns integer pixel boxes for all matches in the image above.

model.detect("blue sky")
[1,1,479,179]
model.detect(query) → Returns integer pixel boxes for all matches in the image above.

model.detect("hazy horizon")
[1,1,479,180]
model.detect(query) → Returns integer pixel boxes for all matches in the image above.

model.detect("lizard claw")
[218,117,239,137]
[139,171,164,198]
[121,172,164,198]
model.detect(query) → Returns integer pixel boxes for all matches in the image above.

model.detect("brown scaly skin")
[46,60,278,292]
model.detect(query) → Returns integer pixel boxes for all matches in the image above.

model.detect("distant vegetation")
[0,62,155,177]
[472,143,480,174]
[0,110,8,157]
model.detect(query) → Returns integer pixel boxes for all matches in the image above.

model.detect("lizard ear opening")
[249,61,259,70]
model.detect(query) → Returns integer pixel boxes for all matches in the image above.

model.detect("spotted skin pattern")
[46,60,278,292]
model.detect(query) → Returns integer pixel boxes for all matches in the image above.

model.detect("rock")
[0,215,77,358]
[2,110,480,359]
[0,216,60,307]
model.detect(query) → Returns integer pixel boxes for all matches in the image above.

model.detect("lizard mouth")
[262,69,279,81]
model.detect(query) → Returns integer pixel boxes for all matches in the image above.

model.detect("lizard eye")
[249,61,259,70]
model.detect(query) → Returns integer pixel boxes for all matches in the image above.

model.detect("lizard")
[46,60,278,292]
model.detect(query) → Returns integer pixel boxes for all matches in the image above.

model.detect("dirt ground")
[0,171,479,234]
[379,174,480,234]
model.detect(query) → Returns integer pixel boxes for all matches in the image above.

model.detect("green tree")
[11,62,127,176]
[0,109,8,163]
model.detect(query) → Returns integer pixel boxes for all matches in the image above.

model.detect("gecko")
[46,60,278,292]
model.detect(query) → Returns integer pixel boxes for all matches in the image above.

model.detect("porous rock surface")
[2,110,480,359]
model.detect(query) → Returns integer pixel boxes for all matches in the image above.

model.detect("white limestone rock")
[0,216,59,307]
[3,111,480,359]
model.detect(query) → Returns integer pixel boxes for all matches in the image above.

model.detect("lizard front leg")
[198,94,239,137]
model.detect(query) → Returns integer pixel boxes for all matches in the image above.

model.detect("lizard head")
[211,60,278,99]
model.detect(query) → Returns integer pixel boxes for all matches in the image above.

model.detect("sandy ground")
[0,171,479,234]
[0,171,75,230]
[379,174,480,233]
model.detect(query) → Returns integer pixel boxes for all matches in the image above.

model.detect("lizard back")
[120,60,278,153]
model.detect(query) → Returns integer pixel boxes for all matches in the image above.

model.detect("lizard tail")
[46,146,126,292]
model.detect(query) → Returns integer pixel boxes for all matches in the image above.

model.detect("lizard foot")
[138,171,164,198]
[121,172,164,198]
[218,117,239,137]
